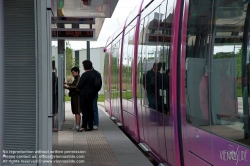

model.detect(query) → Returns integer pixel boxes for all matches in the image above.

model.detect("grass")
[64,87,244,102]
[65,94,104,102]
[237,87,242,97]
[65,95,71,102]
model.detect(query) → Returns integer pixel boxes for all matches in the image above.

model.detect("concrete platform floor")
[52,102,153,166]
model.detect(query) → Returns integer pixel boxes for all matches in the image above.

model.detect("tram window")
[117,42,120,99]
[137,18,145,105]
[141,15,150,107]
[126,28,135,100]
[111,46,115,99]
[158,2,172,115]
[210,1,250,147]
[140,16,149,106]
[140,4,172,116]
[122,32,129,100]
[186,0,250,147]
[142,9,160,110]
[112,41,120,99]
[185,0,213,128]
[154,7,166,114]
[104,50,110,101]
[117,41,121,100]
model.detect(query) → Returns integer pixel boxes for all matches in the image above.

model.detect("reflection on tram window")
[111,41,120,102]
[186,0,250,147]
[143,62,162,109]
[139,2,172,118]
[122,32,129,100]
[141,9,160,111]
[209,1,250,146]
[126,29,134,100]
[185,0,213,128]
[159,63,170,115]
[147,12,163,34]
[199,56,238,124]
[104,50,110,101]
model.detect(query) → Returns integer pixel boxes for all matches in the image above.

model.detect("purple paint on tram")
[104,0,250,166]
[132,0,145,143]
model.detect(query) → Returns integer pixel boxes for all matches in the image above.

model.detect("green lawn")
[64,88,244,102]
[237,87,242,97]
[65,94,104,102]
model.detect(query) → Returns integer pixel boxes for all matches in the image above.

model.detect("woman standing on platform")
[64,67,81,130]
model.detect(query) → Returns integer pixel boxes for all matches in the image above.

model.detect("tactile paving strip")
[86,130,121,166]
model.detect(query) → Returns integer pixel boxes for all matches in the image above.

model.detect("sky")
[52,0,142,50]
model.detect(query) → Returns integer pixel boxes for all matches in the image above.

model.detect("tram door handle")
[195,129,199,143]
[196,135,199,143]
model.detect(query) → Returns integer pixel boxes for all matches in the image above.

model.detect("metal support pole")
[87,41,90,60]
[86,24,92,60]
[72,23,79,29]
[58,40,65,128]
[0,0,4,164]
[57,53,63,131]
[75,51,79,66]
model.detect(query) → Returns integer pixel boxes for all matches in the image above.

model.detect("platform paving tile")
[52,102,153,166]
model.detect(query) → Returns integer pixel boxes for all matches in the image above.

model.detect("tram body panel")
[104,0,250,165]
[212,135,250,166]
[137,102,146,143]
[187,151,213,166]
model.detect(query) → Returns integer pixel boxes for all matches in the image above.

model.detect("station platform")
[52,102,154,166]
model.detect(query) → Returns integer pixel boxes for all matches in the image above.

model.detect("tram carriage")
[104,0,250,165]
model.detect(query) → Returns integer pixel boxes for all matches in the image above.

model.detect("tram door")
[138,7,164,160]
[111,40,121,121]
[156,2,174,164]
[150,3,175,164]
[104,50,111,115]
[137,1,175,164]
[153,1,176,165]
[180,0,214,165]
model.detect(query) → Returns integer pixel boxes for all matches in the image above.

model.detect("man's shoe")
[93,126,98,130]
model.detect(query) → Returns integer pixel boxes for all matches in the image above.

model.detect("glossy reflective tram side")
[104,0,180,165]
[104,0,250,166]
[180,0,250,166]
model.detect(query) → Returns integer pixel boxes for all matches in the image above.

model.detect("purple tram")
[104,0,250,165]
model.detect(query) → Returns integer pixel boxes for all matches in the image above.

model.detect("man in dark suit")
[77,60,97,132]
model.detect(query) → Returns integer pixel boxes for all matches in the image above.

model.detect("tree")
[235,47,242,79]
[66,41,73,82]
[73,57,80,68]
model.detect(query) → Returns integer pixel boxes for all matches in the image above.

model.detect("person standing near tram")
[64,67,81,130]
